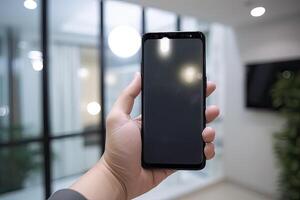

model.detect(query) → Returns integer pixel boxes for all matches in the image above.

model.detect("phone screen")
[142,32,206,168]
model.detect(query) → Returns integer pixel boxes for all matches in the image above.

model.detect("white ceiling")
[1,0,300,37]
[124,0,300,26]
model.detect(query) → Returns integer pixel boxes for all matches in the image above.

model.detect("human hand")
[71,72,219,200]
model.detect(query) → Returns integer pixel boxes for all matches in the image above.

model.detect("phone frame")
[141,31,207,170]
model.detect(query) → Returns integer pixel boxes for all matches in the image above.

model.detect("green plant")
[271,71,300,200]
[0,125,40,194]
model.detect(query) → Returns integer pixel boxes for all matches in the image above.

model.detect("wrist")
[70,157,126,200]
[96,158,127,199]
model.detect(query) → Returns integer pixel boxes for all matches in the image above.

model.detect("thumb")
[111,72,141,115]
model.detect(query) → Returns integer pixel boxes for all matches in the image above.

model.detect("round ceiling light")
[250,6,266,17]
[108,25,141,58]
[24,0,37,10]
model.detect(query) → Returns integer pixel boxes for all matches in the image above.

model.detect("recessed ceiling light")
[250,6,266,17]
[24,0,37,10]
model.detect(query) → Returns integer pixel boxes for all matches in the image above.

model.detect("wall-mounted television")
[246,59,300,110]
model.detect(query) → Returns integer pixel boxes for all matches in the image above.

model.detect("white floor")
[177,181,273,200]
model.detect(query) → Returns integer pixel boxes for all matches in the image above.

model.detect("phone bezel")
[141,31,207,170]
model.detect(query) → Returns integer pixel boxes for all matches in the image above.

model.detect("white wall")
[237,15,300,63]
[223,14,300,196]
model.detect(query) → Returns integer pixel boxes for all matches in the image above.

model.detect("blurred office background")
[0,0,299,199]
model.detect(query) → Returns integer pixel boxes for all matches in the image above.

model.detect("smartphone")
[141,31,206,169]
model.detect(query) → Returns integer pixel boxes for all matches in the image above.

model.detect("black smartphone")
[141,31,206,169]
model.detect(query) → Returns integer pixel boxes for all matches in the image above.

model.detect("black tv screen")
[246,59,300,110]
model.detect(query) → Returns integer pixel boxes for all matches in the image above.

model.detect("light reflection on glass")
[31,59,43,71]
[78,68,89,79]
[108,25,141,58]
[159,37,171,57]
[86,101,101,116]
[28,50,43,71]
[105,73,117,86]
[0,105,9,117]
[282,70,292,79]
[24,0,37,10]
[180,65,202,84]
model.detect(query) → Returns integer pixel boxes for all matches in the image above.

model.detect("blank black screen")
[143,37,205,166]
[246,59,300,110]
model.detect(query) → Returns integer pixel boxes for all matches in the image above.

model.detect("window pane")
[0,30,9,141]
[146,8,177,32]
[51,134,101,190]
[0,143,43,200]
[0,0,42,142]
[104,1,142,117]
[49,0,101,135]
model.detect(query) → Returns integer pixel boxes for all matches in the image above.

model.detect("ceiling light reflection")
[78,68,89,78]
[0,106,9,117]
[282,70,292,79]
[31,59,43,71]
[159,37,170,57]
[87,102,101,116]
[108,26,141,58]
[28,50,43,71]
[28,51,42,60]
[180,65,202,84]
[106,73,117,86]
[24,0,37,10]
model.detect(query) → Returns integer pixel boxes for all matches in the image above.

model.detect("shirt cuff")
[48,189,87,200]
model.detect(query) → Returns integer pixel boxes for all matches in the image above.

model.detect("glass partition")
[146,8,177,32]
[0,0,43,199]
[104,0,142,118]
[49,0,101,135]
[48,0,102,189]
[0,0,42,142]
